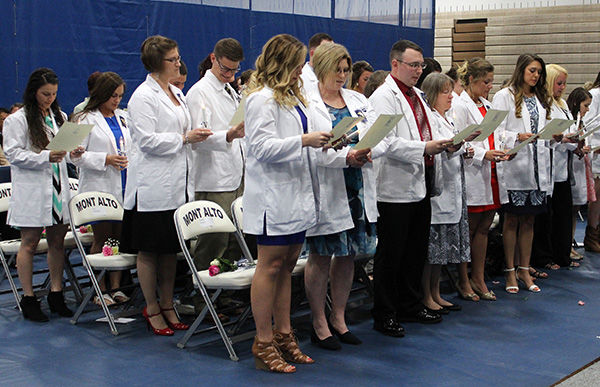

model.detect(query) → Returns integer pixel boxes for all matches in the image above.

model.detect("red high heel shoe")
[142,307,174,336]
[160,307,189,330]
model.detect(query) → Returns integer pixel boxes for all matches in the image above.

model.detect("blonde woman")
[531,64,579,270]
[304,43,379,349]
[244,34,332,373]
[493,54,553,294]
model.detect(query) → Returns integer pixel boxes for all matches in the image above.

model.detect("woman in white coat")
[73,71,131,305]
[583,74,600,252]
[531,64,580,270]
[452,58,509,301]
[304,43,375,350]
[3,68,84,322]
[421,73,474,313]
[492,54,553,294]
[244,34,332,373]
[123,36,211,336]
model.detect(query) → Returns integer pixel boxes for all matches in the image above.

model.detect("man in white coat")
[186,38,246,278]
[369,40,450,336]
[300,32,333,95]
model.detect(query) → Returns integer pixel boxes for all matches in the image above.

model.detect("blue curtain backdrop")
[0,0,434,111]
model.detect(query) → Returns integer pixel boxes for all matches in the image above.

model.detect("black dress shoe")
[373,318,405,337]
[311,328,342,350]
[398,308,443,324]
[328,321,362,345]
[20,296,49,322]
[426,306,449,315]
[445,303,462,312]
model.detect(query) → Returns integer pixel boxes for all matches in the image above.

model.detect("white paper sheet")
[353,114,403,151]
[46,122,94,151]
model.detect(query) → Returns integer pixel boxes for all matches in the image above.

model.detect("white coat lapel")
[92,111,119,154]
[461,93,485,125]
[390,81,420,141]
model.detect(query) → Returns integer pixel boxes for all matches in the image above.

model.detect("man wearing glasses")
[186,39,246,312]
[369,40,450,337]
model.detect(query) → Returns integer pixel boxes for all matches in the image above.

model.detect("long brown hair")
[507,54,551,120]
[23,68,64,151]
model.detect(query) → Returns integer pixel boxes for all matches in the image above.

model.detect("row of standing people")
[4,31,600,375]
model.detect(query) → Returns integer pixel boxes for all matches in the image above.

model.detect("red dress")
[468,105,501,213]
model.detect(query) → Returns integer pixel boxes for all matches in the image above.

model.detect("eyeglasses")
[164,56,182,63]
[394,59,427,70]
[336,68,351,75]
[216,57,241,74]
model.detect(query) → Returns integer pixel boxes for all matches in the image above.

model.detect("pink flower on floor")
[79,226,88,234]
[208,265,220,277]
[102,245,113,256]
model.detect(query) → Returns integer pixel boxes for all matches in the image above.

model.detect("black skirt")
[120,205,181,255]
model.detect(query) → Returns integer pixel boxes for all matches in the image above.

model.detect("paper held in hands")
[536,118,576,140]
[452,124,479,145]
[328,116,364,145]
[578,125,600,141]
[46,122,94,151]
[505,134,539,155]
[470,110,509,142]
[353,114,403,151]
[228,95,247,127]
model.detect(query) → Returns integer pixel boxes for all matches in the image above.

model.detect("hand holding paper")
[328,116,364,146]
[506,133,539,155]
[536,118,575,140]
[46,122,94,152]
[228,95,247,127]
[452,124,479,145]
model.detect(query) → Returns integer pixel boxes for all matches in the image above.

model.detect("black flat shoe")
[373,318,405,337]
[20,296,49,322]
[47,291,74,317]
[328,321,362,345]
[397,308,442,324]
[444,304,462,312]
[426,306,449,315]
[310,328,341,350]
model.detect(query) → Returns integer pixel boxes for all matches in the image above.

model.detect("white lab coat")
[186,70,243,192]
[72,109,131,204]
[585,87,600,174]
[242,87,319,236]
[3,108,73,227]
[549,102,577,184]
[452,92,516,206]
[492,87,552,202]
[124,74,194,212]
[301,63,319,96]
[306,88,383,237]
[430,110,464,225]
[369,74,443,203]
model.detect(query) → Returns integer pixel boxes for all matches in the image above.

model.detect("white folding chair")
[0,182,24,309]
[174,200,256,361]
[68,191,136,335]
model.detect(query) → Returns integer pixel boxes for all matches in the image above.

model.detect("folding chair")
[68,191,136,335]
[174,200,257,361]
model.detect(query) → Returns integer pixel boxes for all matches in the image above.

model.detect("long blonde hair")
[545,64,568,109]
[247,34,307,108]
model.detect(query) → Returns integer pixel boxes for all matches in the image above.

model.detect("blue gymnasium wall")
[0,0,433,111]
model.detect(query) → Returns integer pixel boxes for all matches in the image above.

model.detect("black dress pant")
[372,198,431,320]
[532,181,573,267]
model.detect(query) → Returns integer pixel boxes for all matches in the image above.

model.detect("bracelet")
[183,134,189,145]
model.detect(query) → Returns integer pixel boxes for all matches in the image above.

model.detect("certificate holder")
[228,95,247,127]
[353,114,403,151]
[327,116,364,146]
[46,122,94,152]
[536,118,576,140]
[470,110,509,142]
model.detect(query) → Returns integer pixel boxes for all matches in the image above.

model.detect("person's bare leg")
[304,253,332,339]
[503,213,519,289]
[470,211,495,294]
[516,214,537,289]
[16,227,43,296]
[137,251,168,329]
[328,256,354,334]
[45,224,69,292]
[158,254,181,324]
[272,244,302,335]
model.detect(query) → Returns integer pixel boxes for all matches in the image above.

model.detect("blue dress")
[307,105,377,257]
